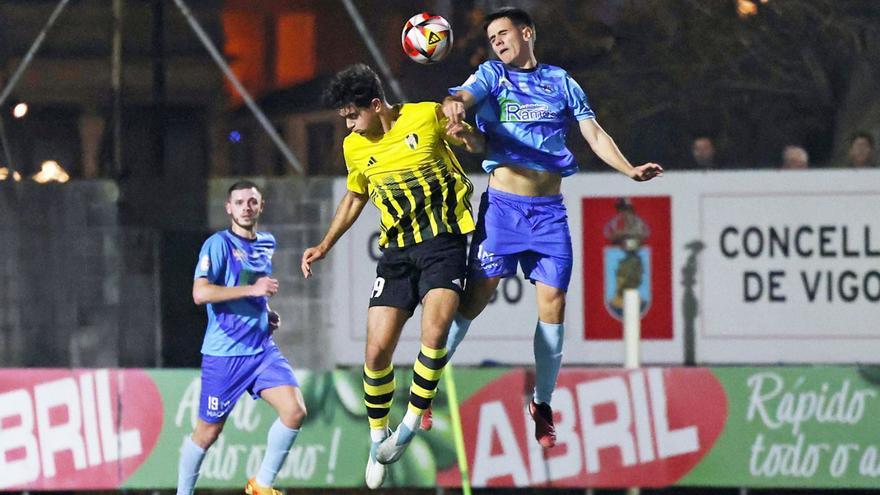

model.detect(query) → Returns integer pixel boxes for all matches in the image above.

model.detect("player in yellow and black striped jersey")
[343,100,475,248]
[299,64,484,489]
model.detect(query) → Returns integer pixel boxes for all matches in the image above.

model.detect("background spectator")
[691,136,718,169]
[846,132,876,168]
[780,145,809,169]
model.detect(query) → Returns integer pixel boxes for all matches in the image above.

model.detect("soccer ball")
[401,13,453,64]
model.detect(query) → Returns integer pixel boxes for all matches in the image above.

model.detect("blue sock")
[533,320,564,405]
[256,418,300,487]
[177,437,206,495]
[445,314,472,358]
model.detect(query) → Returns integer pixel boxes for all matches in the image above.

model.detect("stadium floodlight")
[12,103,28,119]
[0,167,22,181]
[32,160,70,184]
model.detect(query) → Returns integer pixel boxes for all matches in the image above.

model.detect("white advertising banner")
[329,170,880,364]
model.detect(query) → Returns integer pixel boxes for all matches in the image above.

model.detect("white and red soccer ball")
[401,12,453,64]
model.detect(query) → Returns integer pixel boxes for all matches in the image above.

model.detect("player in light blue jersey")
[441,7,663,448]
[177,181,306,495]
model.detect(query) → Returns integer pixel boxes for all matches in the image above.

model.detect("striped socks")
[403,344,448,430]
[363,364,395,434]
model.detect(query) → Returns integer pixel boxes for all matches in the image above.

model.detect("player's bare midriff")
[489,165,562,196]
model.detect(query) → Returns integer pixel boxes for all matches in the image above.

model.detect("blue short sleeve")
[565,75,596,121]
[449,62,497,103]
[194,235,227,283]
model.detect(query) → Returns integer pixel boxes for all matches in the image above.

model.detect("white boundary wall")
[329,170,880,365]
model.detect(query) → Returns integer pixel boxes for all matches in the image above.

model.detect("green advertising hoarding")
[125,368,505,489]
[1,367,879,490]
[682,367,880,487]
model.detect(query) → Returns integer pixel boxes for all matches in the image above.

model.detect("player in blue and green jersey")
[177,181,305,495]
[441,7,663,449]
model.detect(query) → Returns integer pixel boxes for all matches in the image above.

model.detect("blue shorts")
[469,188,573,291]
[199,344,298,423]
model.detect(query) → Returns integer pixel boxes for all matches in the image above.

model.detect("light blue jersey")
[193,229,276,356]
[450,60,595,177]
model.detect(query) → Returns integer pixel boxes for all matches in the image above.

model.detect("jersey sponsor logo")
[200,254,210,272]
[405,133,419,150]
[501,102,560,122]
[539,84,555,94]
[367,156,377,167]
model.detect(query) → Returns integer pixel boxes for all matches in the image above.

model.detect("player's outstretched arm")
[578,118,663,181]
[192,276,279,305]
[442,90,476,126]
[448,122,485,153]
[301,190,369,278]
[441,108,485,154]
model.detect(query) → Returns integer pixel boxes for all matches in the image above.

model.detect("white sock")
[402,409,420,431]
[176,437,206,495]
[255,419,299,487]
[533,320,565,404]
[370,428,388,443]
[445,314,472,357]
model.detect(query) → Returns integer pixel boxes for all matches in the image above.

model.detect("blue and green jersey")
[193,229,275,356]
[450,60,595,177]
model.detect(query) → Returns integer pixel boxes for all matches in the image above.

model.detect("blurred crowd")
[683,132,876,171]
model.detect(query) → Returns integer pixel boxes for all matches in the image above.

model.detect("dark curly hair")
[322,64,386,110]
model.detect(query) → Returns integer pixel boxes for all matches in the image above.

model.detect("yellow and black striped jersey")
[344,102,475,248]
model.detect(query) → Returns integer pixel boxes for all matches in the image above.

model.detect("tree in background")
[529,0,880,169]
